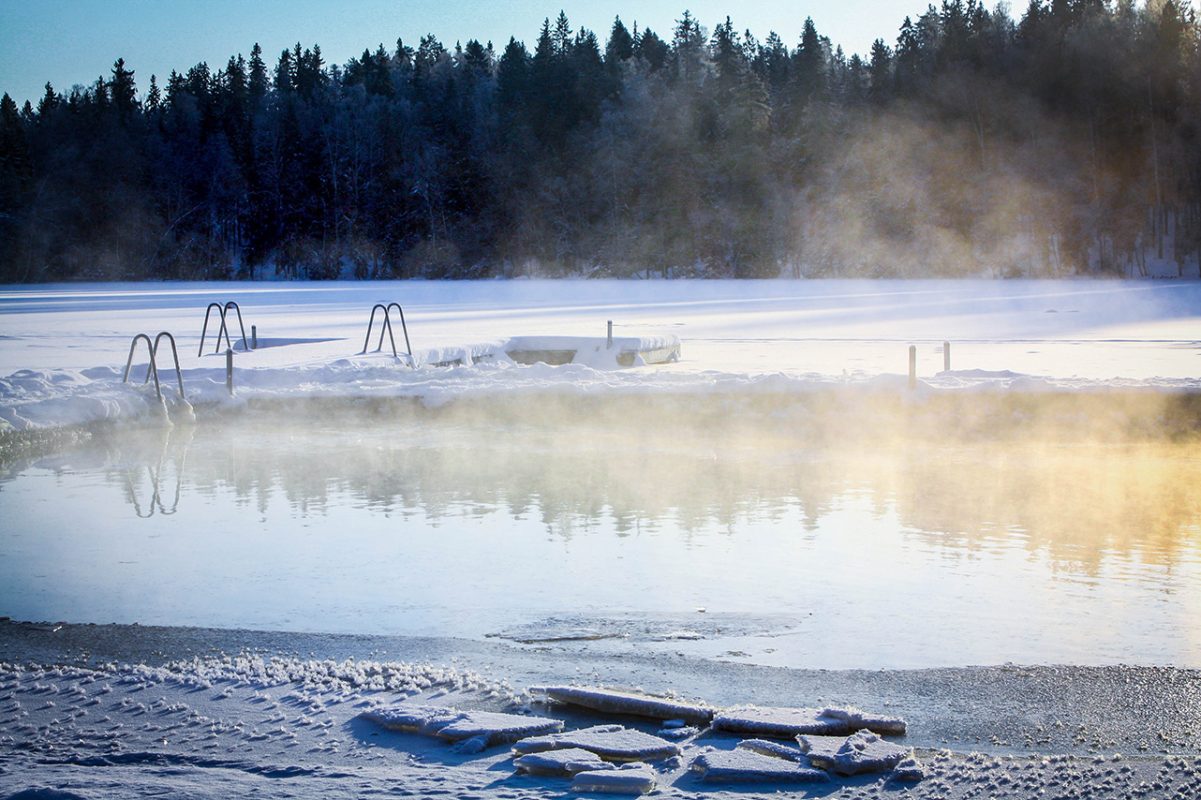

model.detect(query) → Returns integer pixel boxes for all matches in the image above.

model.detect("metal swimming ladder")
[123,332,185,401]
[198,301,249,356]
[360,303,413,364]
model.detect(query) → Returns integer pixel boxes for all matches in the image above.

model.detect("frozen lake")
[3,397,1199,669]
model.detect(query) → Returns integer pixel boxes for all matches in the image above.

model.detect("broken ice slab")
[691,747,830,783]
[539,685,714,723]
[713,705,906,737]
[796,733,846,764]
[359,704,563,746]
[570,763,658,795]
[819,706,907,735]
[512,724,681,762]
[801,730,912,776]
[513,747,613,777]
[736,738,807,762]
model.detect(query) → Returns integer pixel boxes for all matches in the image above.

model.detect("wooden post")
[943,341,950,372]
[226,348,234,396]
[251,325,258,350]
[607,320,613,349]
[908,345,917,390]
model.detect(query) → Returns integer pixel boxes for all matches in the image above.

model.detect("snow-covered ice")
[1,636,1200,799]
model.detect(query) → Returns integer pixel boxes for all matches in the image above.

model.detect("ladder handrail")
[123,333,162,400]
[124,331,186,402]
[198,303,229,356]
[361,302,414,366]
[362,303,395,356]
[151,332,186,400]
[218,302,249,354]
[385,302,413,360]
[199,301,248,356]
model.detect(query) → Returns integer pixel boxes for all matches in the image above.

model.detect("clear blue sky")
[1,1,968,106]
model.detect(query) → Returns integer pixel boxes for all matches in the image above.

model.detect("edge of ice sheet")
[713,705,907,737]
[5,357,1198,433]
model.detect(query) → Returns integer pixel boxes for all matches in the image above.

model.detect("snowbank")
[2,279,1199,432]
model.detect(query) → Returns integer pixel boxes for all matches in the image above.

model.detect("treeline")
[0,1,1199,281]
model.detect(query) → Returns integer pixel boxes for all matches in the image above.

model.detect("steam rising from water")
[23,390,1201,569]
[797,99,1114,277]
[3,390,1200,667]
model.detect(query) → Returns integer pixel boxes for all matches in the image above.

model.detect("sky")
[1,0,935,107]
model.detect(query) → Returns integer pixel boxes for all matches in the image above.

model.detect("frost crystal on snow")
[512,724,680,761]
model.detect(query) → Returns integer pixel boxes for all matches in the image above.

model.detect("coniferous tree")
[0,5,1199,280]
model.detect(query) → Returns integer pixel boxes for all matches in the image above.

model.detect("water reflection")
[5,397,1201,667]
[22,403,1201,579]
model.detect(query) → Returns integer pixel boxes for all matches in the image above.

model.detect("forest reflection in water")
[26,393,1201,581]
[5,392,1201,666]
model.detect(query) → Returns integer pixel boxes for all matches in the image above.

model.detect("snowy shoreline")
[3,279,1200,433]
[2,619,1200,799]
